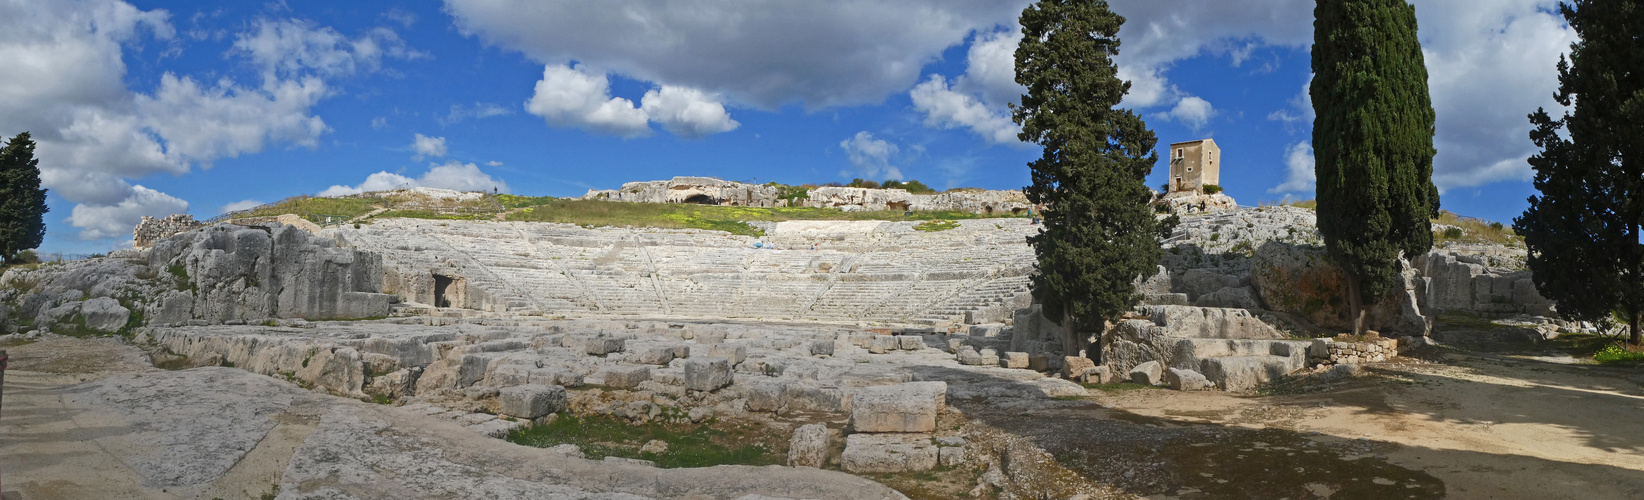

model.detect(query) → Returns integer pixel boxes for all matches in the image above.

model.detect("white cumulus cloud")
[525,64,651,138]
[135,73,330,165]
[411,133,447,160]
[319,161,510,197]
[1107,0,1575,192]
[65,185,189,241]
[909,30,1028,146]
[232,18,423,83]
[839,132,902,180]
[1108,0,1314,109]
[910,75,1020,146]
[525,64,740,139]
[445,0,1026,109]
[0,1,420,242]
[1416,1,1574,189]
[1163,96,1217,131]
[1269,141,1316,194]
[640,86,739,139]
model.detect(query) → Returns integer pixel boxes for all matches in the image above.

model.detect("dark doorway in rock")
[887,201,910,212]
[1011,207,1026,215]
[683,194,715,205]
[433,274,454,308]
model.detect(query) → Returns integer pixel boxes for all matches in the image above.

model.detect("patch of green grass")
[505,413,780,468]
[375,209,493,221]
[166,264,196,292]
[913,220,960,232]
[1433,311,1503,331]
[496,194,560,209]
[236,195,384,222]
[1432,210,1521,245]
[506,198,1022,236]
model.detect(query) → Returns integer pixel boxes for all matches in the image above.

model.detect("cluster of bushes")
[831,178,939,194]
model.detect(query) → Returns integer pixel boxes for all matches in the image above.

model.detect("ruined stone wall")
[1153,192,1237,215]
[1418,251,1553,318]
[134,214,204,248]
[582,177,783,207]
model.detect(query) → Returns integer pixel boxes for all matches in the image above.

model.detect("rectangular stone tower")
[1167,139,1220,193]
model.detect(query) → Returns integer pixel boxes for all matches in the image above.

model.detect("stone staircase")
[347,218,1042,325]
[910,275,1033,326]
[1106,305,1309,391]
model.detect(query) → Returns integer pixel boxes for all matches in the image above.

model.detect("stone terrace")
[338,218,1037,325]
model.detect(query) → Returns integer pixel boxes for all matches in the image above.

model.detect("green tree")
[1311,0,1438,335]
[1014,0,1175,357]
[0,132,48,265]
[1515,0,1644,345]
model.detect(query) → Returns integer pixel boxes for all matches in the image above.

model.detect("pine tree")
[1311,0,1439,335]
[0,132,49,265]
[1515,0,1644,345]
[1014,0,1176,357]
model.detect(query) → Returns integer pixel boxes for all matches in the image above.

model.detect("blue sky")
[2,1,1573,253]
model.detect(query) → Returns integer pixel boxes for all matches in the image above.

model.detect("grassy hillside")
[505,198,1023,236]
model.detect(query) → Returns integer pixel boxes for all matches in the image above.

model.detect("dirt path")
[956,351,1644,499]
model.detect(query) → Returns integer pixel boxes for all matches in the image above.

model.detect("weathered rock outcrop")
[1154,192,1238,215]
[1249,241,1429,336]
[1418,251,1554,317]
[1,222,391,333]
[147,223,391,322]
[583,177,784,207]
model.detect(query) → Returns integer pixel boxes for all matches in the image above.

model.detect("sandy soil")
[974,350,1644,499]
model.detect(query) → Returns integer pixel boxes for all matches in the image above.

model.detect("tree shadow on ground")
[1298,349,1644,455]
[905,363,1644,499]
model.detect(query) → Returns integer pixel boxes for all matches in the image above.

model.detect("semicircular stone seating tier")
[339,218,1039,325]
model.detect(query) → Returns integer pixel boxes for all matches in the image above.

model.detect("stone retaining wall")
[1307,337,1400,366]
[134,214,204,248]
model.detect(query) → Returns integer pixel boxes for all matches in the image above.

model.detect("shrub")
[1202,184,1223,195]
[846,178,880,189]
[883,179,936,194]
[1443,227,1464,239]
[1594,343,1644,364]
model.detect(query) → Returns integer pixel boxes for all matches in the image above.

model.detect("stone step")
[1167,338,1308,374]
[1198,354,1304,392]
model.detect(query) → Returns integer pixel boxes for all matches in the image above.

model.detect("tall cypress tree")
[1515,0,1644,345]
[1311,0,1439,334]
[1015,0,1175,356]
[0,132,48,265]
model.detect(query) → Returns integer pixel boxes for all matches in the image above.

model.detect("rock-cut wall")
[146,223,392,323]
[1,222,393,335]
